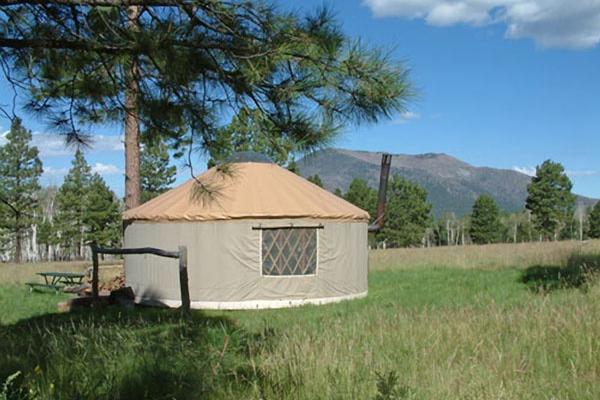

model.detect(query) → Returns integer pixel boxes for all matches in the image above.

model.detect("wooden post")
[178,246,190,315]
[91,243,99,303]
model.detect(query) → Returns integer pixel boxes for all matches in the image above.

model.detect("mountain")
[297,148,596,217]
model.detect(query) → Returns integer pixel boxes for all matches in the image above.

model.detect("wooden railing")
[90,244,190,314]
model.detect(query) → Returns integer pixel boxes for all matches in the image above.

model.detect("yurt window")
[260,228,318,276]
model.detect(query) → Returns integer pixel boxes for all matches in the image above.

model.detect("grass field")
[1,241,600,399]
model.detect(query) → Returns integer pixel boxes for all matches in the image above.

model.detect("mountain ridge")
[297,148,596,217]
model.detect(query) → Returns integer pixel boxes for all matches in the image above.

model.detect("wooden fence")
[90,244,190,314]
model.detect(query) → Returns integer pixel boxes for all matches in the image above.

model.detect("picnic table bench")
[26,272,86,293]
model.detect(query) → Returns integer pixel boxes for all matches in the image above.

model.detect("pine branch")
[0,36,132,53]
[0,193,36,218]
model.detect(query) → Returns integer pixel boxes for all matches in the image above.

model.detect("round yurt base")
[135,291,367,310]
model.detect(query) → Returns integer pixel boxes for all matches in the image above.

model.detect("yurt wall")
[124,218,368,309]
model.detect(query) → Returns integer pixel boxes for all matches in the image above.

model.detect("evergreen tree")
[589,202,600,239]
[35,186,59,261]
[344,178,377,218]
[379,176,432,247]
[334,188,343,197]
[525,160,575,240]
[286,160,300,175]
[469,194,503,244]
[307,174,324,188]
[84,174,121,248]
[55,150,92,259]
[1,2,414,209]
[37,219,58,262]
[0,118,43,262]
[141,141,177,203]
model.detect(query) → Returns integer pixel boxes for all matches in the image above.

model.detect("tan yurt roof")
[123,162,369,222]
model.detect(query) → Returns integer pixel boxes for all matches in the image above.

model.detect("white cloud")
[513,166,536,176]
[0,126,123,156]
[42,163,122,182]
[513,166,600,178]
[566,170,600,177]
[42,166,69,178]
[363,0,600,49]
[29,133,123,157]
[402,111,421,120]
[392,110,421,124]
[91,162,122,175]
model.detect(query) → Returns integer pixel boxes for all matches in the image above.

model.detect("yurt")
[122,156,370,310]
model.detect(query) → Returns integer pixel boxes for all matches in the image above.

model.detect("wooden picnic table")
[26,271,86,293]
[38,272,86,286]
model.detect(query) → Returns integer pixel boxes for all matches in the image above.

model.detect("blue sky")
[1,0,599,198]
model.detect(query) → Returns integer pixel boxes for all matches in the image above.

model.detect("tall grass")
[248,289,600,399]
[371,240,600,271]
[0,310,249,399]
[0,286,71,325]
[1,241,600,399]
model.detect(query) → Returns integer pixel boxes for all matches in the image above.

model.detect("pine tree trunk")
[14,211,22,263]
[124,5,141,210]
[31,223,38,261]
[79,226,85,260]
[15,231,21,263]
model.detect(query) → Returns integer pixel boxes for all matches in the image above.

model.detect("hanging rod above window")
[252,224,324,230]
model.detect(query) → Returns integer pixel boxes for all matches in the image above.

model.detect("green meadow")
[1,240,600,399]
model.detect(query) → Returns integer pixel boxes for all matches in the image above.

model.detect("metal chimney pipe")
[368,153,392,233]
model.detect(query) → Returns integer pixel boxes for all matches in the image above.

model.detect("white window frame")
[258,227,319,278]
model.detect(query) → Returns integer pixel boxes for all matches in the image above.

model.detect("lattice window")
[261,228,318,276]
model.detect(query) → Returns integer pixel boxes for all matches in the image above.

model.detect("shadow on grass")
[0,306,272,400]
[522,252,600,292]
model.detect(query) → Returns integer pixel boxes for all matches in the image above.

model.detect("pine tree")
[589,202,600,239]
[287,160,300,175]
[84,174,121,248]
[55,149,92,259]
[37,219,57,262]
[344,178,377,218]
[35,185,60,261]
[141,141,177,203]
[525,160,575,240]
[379,176,432,247]
[469,194,503,244]
[307,175,324,188]
[0,118,43,262]
[1,2,414,209]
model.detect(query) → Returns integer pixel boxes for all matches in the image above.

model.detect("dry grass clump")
[370,239,600,271]
[250,284,600,399]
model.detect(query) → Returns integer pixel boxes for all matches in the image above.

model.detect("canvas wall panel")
[124,219,368,308]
